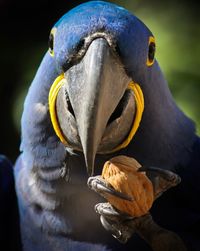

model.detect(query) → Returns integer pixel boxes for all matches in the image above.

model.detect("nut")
[102,155,154,217]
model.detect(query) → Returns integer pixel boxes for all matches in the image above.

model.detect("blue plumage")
[14,1,200,250]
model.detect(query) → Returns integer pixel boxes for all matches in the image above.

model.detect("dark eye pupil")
[48,33,54,52]
[148,42,155,62]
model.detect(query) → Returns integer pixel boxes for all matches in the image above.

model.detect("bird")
[14,1,200,251]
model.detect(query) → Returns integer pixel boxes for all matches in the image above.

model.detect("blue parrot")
[14,1,200,250]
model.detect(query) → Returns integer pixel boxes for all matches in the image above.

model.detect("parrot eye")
[48,27,57,57]
[146,36,156,66]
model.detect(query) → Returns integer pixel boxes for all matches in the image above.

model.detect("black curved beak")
[65,38,129,176]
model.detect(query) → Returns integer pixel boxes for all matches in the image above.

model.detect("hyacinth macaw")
[14,1,200,251]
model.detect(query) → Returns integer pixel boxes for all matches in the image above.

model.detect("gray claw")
[95,202,135,243]
[100,215,132,244]
[95,203,121,217]
[88,176,133,201]
[138,166,181,199]
[95,202,133,220]
[138,166,181,185]
[100,215,122,239]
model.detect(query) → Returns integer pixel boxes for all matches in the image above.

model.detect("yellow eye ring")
[48,27,57,57]
[146,36,156,67]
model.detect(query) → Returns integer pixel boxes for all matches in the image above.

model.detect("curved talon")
[100,215,130,244]
[88,176,133,201]
[113,230,125,242]
[138,166,181,185]
[100,215,116,233]
[95,202,133,221]
[100,215,123,241]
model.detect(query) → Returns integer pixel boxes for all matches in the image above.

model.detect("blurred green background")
[0,0,199,162]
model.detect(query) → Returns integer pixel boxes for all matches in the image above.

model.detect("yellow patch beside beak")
[110,81,144,153]
[48,73,69,145]
[48,75,144,151]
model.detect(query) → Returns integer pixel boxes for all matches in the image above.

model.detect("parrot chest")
[16,155,118,250]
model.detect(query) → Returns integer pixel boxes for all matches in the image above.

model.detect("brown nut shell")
[102,155,154,217]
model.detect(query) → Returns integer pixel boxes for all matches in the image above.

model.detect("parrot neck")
[125,62,196,170]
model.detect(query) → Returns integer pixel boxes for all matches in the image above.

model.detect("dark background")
[0,0,200,163]
[0,0,89,162]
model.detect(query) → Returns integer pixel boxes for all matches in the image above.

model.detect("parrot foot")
[139,166,181,199]
[87,166,183,247]
[95,202,136,243]
[95,204,187,251]
[88,167,181,201]
[139,166,181,185]
[88,174,135,243]
[87,176,133,201]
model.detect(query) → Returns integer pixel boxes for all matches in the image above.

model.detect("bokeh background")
[0,0,200,163]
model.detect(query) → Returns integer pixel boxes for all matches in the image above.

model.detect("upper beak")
[65,38,129,176]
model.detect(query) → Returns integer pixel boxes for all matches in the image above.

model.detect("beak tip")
[86,164,95,177]
[82,146,96,177]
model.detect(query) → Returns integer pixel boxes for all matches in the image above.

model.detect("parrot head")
[48,1,193,176]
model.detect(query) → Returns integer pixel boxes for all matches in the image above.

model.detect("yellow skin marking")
[49,75,144,153]
[48,73,68,145]
[111,82,144,153]
[146,36,156,67]
[49,27,57,57]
